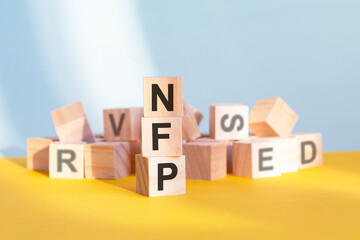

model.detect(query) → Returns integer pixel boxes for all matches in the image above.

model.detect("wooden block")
[210,104,249,140]
[291,133,323,169]
[182,99,201,141]
[189,137,234,173]
[183,142,226,180]
[249,97,298,137]
[51,102,95,143]
[143,77,183,117]
[264,137,298,173]
[141,117,182,157]
[103,107,143,141]
[84,142,130,179]
[27,137,56,171]
[49,142,85,179]
[116,140,141,174]
[188,104,203,125]
[233,139,281,178]
[136,154,186,197]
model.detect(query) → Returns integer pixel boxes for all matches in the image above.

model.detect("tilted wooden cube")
[51,102,95,143]
[233,139,281,178]
[143,77,183,117]
[141,117,182,157]
[27,137,57,171]
[183,142,227,180]
[291,133,323,169]
[249,97,298,137]
[136,154,186,197]
[182,99,201,141]
[188,103,203,125]
[103,107,143,141]
[84,142,130,179]
[49,142,85,179]
[210,104,249,140]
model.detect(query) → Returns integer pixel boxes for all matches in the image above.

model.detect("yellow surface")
[1,152,360,239]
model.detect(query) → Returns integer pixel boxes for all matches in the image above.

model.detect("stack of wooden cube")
[27,102,142,179]
[26,76,323,198]
[136,77,186,197]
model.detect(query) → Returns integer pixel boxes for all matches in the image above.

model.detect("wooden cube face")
[292,133,323,169]
[103,107,143,141]
[233,139,281,178]
[117,140,141,174]
[84,142,130,179]
[188,104,203,125]
[264,137,298,173]
[183,142,227,180]
[249,97,298,137]
[49,142,85,179]
[27,137,55,171]
[141,117,182,157]
[136,155,186,197]
[143,77,183,117]
[210,104,249,140]
[51,102,95,143]
[188,137,234,173]
[182,99,201,141]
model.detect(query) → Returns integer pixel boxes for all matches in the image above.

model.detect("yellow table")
[1,152,359,239]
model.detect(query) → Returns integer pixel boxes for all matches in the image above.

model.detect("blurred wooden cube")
[183,142,226,180]
[84,142,130,179]
[291,133,323,169]
[136,154,186,197]
[189,137,234,173]
[265,137,298,173]
[143,77,183,117]
[210,104,249,140]
[249,97,298,137]
[51,102,95,143]
[49,142,85,179]
[141,117,182,157]
[233,139,281,178]
[103,107,143,141]
[27,137,56,171]
[188,104,203,125]
[182,99,201,141]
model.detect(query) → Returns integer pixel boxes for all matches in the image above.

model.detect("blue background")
[0,0,359,156]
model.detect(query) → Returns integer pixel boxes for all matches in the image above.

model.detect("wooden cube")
[264,137,298,173]
[188,104,203,125]
[49,142,85,179]
[233,139,281,178]
[182,99,201,141]
[249,97,298,137]
[136,154,186,197]
[183,142,226,180]
[210,104,249,140]
[141,117,182,157]
[291,133,323,169]
[116,140,141,174]
[84,142,130,179]
[103,107,143,141]
[143,77,183,117]
[27,137,56,171]
[51,102,95,143]
[189,137,234,173]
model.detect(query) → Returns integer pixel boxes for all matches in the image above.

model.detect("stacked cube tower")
[136,77,186,197]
